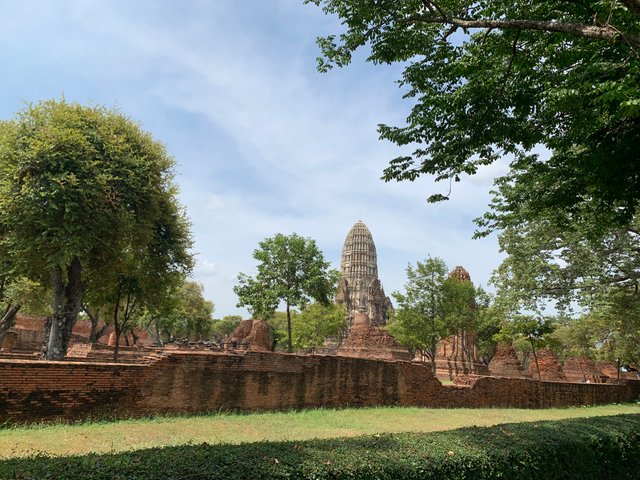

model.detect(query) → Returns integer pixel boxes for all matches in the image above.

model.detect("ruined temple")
[562,356,605,383]
[226,319,272,352]
[336,220,393,328]
[337,311,412,362]
[432,266,489,379]
[529,348,566,381]
[488,343,529,378]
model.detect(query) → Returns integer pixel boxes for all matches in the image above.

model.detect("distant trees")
[0,99,193,359]
[141,280,215,345]
[292,302,345,351]
[0,276,50,347]
[234,233,339,352]
[210,315,243,343]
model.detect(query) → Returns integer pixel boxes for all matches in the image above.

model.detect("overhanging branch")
[401,15,640,48]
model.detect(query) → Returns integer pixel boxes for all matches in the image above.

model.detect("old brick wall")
[1,352,639,424]
[0,359,145,422]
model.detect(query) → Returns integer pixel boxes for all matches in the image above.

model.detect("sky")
[0,0,509,317]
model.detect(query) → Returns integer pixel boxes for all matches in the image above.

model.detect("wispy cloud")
[0,0,507,316]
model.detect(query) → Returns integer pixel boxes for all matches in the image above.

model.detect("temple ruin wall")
[1,351,639,423]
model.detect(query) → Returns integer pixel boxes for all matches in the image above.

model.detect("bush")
[2,414,639,479]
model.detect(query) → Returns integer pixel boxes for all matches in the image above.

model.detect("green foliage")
[389,257,448,367]
[292,302,346,350]
[390,258,500,367]
[0,99,193,358]
[308,0,640,230]
[496,315,556,378]
[0,99,188,279]
[210,315,243,341]
[3,414,640,479]
[141,280,215,342]
[2,277,51,317]
[576,289,640,366]
[234,233,339,351]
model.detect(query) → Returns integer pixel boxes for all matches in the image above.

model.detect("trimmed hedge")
[2,414,639,479]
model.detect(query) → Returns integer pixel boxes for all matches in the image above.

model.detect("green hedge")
[2,414,639,480]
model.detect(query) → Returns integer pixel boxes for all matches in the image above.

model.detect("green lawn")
[1,403,638,459]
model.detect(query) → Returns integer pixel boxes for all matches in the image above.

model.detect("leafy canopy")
[235,233,339,318]
[307,0,640,227]
[234,233,339,351]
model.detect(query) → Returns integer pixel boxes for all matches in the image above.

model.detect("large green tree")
[234,233,339,352]
[0,99,193,359]
[388,257,449,373]
[307,0,640,228]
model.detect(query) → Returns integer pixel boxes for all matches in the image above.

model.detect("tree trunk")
[0,303,21,347]
[42,257,84,360]
[113,292,121,362]
[530,338,541,381]
[130,328,139,346]
[286,303,293,353]
[85,306,107,343]
[430,336,437,375]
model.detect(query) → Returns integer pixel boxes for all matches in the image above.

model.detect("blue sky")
[0,0,508,317]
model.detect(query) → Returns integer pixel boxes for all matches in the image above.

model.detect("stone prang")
[336,220,393,328]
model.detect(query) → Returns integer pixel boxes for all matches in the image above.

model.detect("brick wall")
[1,351,639,423]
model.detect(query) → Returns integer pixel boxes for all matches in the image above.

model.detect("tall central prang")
[336,220,392,328]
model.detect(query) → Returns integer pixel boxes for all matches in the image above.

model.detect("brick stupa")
[563,356,605,383]
[226,319,271,351]
[529,348,566,381]
[488,343,529,378]
[337,311,412,362]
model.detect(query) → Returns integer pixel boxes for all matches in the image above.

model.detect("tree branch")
[401,15,640,48]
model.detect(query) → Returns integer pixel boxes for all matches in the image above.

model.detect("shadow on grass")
[2,414,639,480]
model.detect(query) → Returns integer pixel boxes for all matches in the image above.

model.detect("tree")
[572,290,640,367]
[177,281,216,341]
[292,302,346,351]
[307,0,640,229]
[234,233,339,352]
[496,315,555,380]
[0,276,50,347]
[211,315,243,343]
[140,280,214,345]
[388,257,449,373]
[0,99,193,359]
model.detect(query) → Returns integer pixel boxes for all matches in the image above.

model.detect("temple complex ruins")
[2,220,639,426]
[336,220,393,329]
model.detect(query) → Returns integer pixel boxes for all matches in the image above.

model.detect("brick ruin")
[563,356,606,383]
[0,313,153,355]
[431,266,488,380]
[226,319,272,351]
[337,312,412,362]
[2,220,639,423]
[488,343,530,378]
[1,350,639,424]
[529,348,567,382]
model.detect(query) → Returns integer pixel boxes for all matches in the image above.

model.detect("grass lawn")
[1,403,638,459]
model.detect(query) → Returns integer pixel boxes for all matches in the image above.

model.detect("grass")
[1,403,638,459]
[3,414,640,480]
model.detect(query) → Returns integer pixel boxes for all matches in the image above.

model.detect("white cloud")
[0,0,508,316]
[206,194,225,211]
